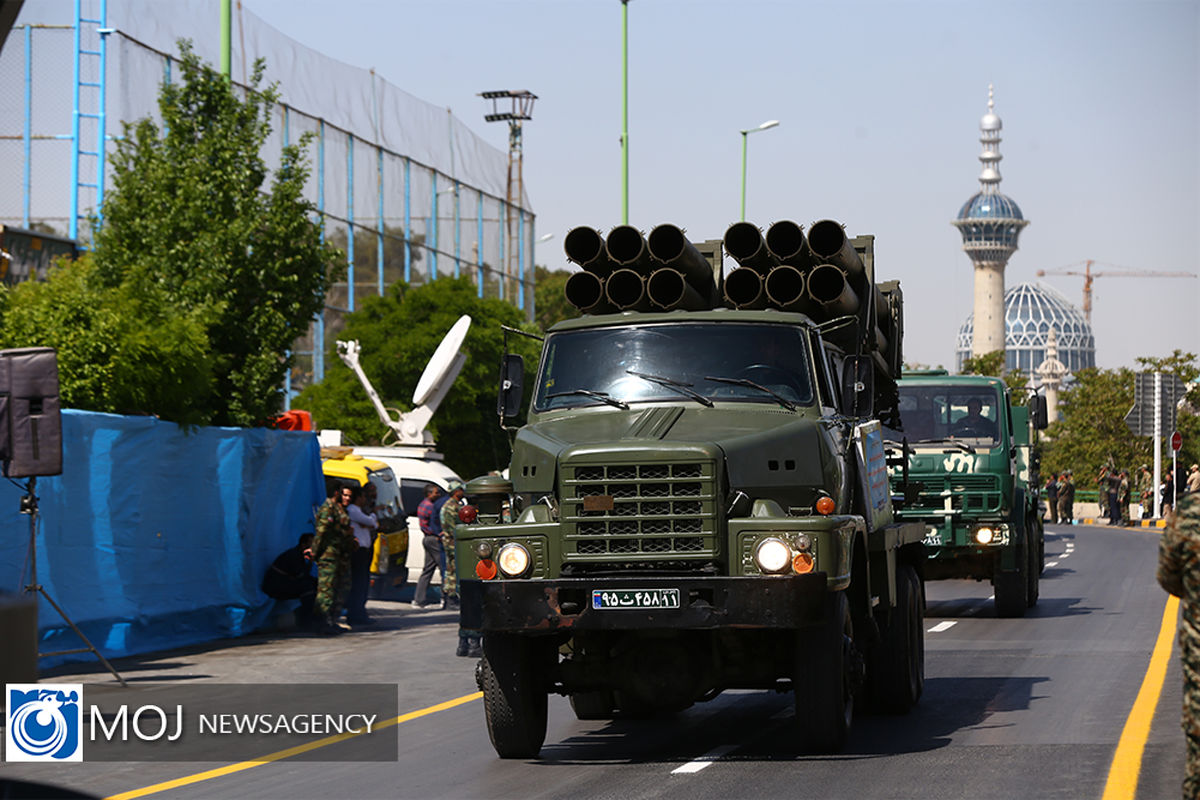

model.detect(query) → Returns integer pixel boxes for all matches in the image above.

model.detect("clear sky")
[108,1,1200,369]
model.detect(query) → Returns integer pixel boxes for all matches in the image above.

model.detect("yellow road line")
[1101,595,1179,800]
[102,691,482,800]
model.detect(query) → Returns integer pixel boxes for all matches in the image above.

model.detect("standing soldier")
[439,480,466,611]
[1057,470,1076,525]
[1096,465,1112,522]
[1044,473,1059,524]
[1117,470,1132,527]
[1138,465,1155,519]
[1157,491,1200,797]
[313,485,355,634]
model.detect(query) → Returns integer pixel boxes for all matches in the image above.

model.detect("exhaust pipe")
[605,268,654,311]
[724,222,779,273]
[723,266,769,309]
[605,225,651,269]
[765,220,814,268]
[764,265,814,312]
[806,264,861,317]
[647,224,716,295]
[648,268,706,311]
[564,226,615,277]
[807,219,864,278]
[564,271,616,314]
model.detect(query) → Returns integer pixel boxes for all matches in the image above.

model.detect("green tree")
[292,277,541,479]
[960,349,1029,405]
[89,40,341,426]
[0,255,214,423]
[1132,350,1200,473]
[533,265,576,331]
[1041,366,1151,482]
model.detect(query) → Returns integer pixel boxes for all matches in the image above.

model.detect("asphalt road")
[0,523,1186,800]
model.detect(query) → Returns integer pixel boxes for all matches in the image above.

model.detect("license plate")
[923,527,943,547]
[592,588,680,610]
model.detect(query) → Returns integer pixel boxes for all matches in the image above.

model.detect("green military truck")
[456,219,927,758]
[883,371,1048,617]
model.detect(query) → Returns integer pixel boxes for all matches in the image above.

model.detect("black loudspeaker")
[0,347,63,478]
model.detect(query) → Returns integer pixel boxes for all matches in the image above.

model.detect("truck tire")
[994,538,1028,618]
[867,564,924,714]
[1025,517,1040,608]
[480,633,549,758]
[794,592,854,753]
[569,691,616,721]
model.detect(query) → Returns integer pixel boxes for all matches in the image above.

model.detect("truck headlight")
[496,542,531,577]
[974,526,995,544]
[754,537,792,574]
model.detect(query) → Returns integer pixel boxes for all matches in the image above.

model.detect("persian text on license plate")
[592,588,680,610]
[923,527,943,546]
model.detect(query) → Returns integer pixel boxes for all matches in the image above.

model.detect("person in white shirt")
[345,485,379,626]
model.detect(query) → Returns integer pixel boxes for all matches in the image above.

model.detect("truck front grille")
[901,473,1003,514]
[561,459,718,561]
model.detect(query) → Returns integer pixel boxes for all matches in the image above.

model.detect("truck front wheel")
[867,564,924,713]
[994,538,1028,618]
[480,633,551,758]
[794,592,854,753]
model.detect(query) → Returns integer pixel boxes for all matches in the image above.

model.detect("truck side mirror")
[1030,394,1048,430]
[840,356,873,418]
[497,354,525,419]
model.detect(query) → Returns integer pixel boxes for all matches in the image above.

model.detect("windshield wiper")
[703,375,797,411]
[909,438,976,454]
[626,370,714,407]
[547,389,630,410]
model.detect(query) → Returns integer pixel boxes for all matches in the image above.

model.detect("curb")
[1074,517,1166,529]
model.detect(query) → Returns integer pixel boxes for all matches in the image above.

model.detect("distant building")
[951,86,1029,359]
[956,281,1097,375]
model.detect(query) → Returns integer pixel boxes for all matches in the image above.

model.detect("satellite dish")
[413,315,472,406]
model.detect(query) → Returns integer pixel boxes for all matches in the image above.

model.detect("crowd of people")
[1043,462,1200,526]
[260,478,482,656]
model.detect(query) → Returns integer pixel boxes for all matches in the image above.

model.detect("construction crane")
[1036,259,1197,324]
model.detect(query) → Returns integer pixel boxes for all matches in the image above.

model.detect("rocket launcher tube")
[647,223,716,295]
[605,225,652,268]
[605,267,654,311]
[647,268,707,311]
[764,265,815,312]
[564,271,616,314]
[765,220,815,268]
[723,266,770,309]
[806,263,861,317]
[564,226,615,277]
[724,221,779,273]
[807,219,865,278]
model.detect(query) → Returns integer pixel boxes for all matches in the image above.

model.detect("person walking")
[1157,491,1200,797]
[313,485,355,634]
[412,484,445,609]
[1057,471,1075,525]
[1044,473,1059,524]
[345,484,378,626]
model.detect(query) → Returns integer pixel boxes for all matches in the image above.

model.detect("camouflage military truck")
[883,371,1048,617]
[456,219,927,758]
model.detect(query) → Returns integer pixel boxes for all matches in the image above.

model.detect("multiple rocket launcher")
[562,219,904,379]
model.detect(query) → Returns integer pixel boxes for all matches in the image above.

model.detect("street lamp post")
[740,119,779,221]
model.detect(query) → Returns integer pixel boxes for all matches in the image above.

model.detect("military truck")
[882,371,1048,617]
[456,219,927,758]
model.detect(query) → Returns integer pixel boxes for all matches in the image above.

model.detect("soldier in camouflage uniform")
[1138,465,1155,518]
[313,485,355,634]
[1097,465,1111,522]
[1158,492,1200,798]
[1118,470,1132,527]
[440,480,482,657]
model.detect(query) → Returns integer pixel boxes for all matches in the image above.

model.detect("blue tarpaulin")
[0,410,326,668]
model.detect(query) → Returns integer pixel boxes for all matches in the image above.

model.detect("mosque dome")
[956,281,1096,375]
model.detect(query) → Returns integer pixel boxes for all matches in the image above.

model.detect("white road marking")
[671,744,737,774]
[1046,561,1059,567]
[928,621,956,633]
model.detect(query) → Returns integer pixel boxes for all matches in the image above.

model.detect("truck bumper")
[460,574,830,633]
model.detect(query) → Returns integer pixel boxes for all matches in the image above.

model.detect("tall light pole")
[740,119,779,221]
[621,0,630,224]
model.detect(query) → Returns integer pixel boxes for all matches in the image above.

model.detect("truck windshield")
[367,468,405,524]
[883,385,1002,446]
[533,322,814,411]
